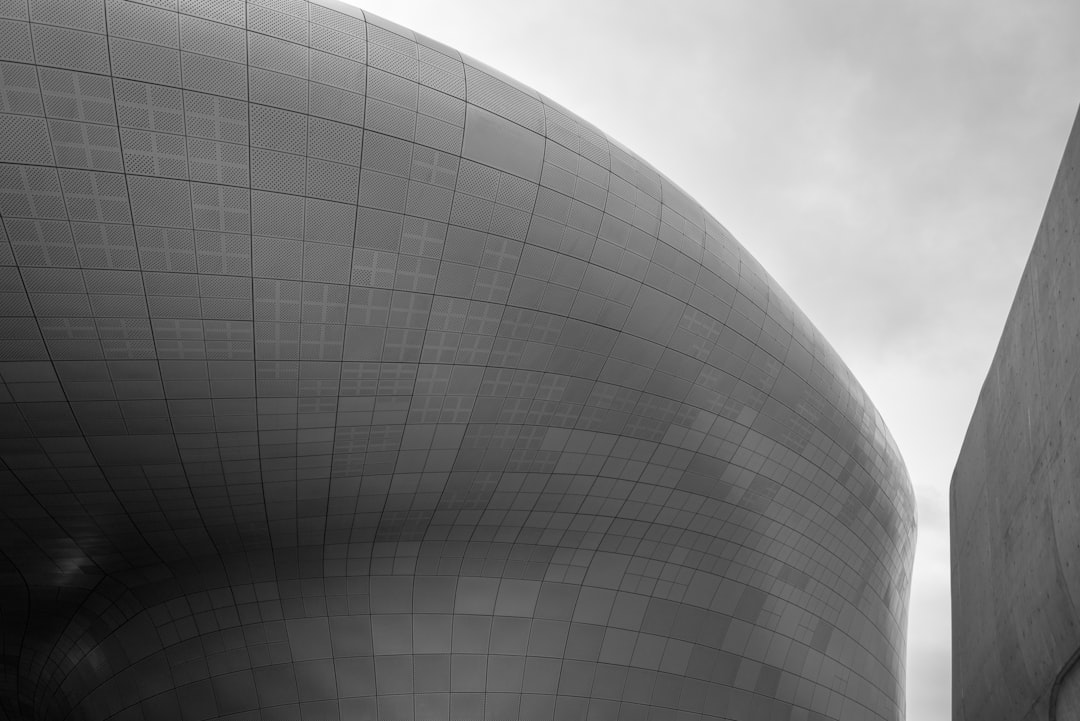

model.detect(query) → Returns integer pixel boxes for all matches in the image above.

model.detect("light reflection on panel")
[0,0,915,720]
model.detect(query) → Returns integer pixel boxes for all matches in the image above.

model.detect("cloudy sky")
[342,1,1080,718]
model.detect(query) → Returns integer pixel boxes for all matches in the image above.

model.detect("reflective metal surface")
[0,1,916,719]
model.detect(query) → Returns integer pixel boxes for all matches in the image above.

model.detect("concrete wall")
[952,104,1080,721]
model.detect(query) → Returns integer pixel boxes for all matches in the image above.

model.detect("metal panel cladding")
[0,1,916,719]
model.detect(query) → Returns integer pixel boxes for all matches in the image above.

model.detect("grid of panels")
[0,0,917,719]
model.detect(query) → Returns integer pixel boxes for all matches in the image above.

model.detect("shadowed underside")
[0,0,915,719]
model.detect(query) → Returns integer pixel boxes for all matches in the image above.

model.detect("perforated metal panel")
[0,1,915,720]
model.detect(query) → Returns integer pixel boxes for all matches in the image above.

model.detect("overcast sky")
[343,1,1080,718]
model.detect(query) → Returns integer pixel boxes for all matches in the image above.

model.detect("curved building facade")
[0,1,916,719]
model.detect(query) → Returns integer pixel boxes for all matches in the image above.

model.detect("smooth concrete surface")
[951,104,1080,721]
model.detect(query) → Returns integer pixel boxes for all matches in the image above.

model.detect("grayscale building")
[951,108,1080,720]
[0,0,916,719]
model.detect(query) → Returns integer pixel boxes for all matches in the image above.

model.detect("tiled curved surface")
[0,0,917,719]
